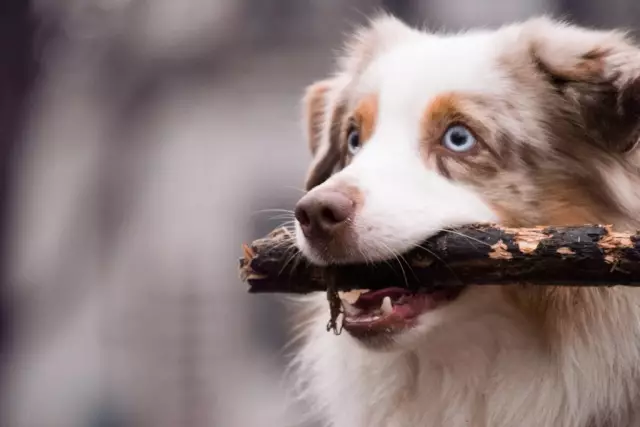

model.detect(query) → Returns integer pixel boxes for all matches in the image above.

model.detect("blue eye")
[347,127,361,155]
[442,125,476,152]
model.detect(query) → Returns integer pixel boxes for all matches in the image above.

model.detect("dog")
[288,14,640,427]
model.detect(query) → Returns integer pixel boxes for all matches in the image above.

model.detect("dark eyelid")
[346,119,358,135]
[343,118,360,147]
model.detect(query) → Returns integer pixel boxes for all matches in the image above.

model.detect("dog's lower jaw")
[291,286,640,427]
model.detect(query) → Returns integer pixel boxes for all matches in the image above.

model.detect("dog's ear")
[527,18,640,153]
[301,78,346,190]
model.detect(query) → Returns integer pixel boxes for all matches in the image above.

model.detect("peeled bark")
[239,224,640,294]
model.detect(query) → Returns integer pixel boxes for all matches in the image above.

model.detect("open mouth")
[338,287,465,337]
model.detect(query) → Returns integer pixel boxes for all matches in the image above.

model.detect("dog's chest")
[299,311,637,427]
[318,354,487,427]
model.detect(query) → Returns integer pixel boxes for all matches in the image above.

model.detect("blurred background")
[0,1,639,426]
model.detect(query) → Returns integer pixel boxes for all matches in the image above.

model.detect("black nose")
[295,189,355,239]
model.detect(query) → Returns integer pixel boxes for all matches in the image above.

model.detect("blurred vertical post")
[0,0,36,397]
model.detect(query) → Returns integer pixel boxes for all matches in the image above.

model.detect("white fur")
[297,31,506,264]
[296,136,498,265]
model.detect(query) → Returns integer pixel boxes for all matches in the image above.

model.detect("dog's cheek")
[437,157,537,226]
[485,179,607,227]
[482,191,541,227]
[481,184,591,227]
[436,154,607,227]
[487,203,540,227]
[437,149,503,181]
[534,178,612,226]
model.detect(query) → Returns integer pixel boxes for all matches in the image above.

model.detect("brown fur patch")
[334,94,380,169]
[352,94,379,144]
[531,43,608,83]
[490,182,604,228]
[421,93,483,158]
[420,93,512,183]
[304,100,348,190]
[542,192,604,225]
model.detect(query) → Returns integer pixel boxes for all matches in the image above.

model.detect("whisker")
[279,220,297,228]
[251,208,295,217]
[281,185,308,194]
[410,242,462,284]
[440,228,489,247]
[280,245,302,276]
[268,214,297,221]
[397,252,421,285]
[290,250,306,273]
[350,224,413,287]
[284,252,305,280]
[391,252,410,290]
[357,247,372,266]
[410,242,445,264]
[264,229,298,250]
[271,238,297,251]
[376,241,410,289]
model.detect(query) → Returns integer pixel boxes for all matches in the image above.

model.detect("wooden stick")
[239,224,640,294]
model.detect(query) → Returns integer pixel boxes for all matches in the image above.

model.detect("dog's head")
[293,15,640,346]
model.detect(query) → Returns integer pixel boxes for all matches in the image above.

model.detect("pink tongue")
[354,287,411,310]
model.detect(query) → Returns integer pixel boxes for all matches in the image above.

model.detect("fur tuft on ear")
[302,80,332,156]
[338,13,420,78]
[524,17,640,153]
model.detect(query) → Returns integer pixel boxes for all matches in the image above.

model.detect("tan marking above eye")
[348,94,379,145]
[421,93,479,152]
[420,93,481,172]
[424,93,465,125]
[420,92,510,183]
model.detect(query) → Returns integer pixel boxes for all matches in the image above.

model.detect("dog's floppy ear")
[527,18,640,153]
[301,78,346,190]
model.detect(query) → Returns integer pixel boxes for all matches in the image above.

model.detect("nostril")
[295,205,311,227]
[321,207,341,224]
[320,197,353,226]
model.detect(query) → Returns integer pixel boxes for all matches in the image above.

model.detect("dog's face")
[294,16,640,347]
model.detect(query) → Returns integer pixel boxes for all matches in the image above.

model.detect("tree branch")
[239,224,640,294]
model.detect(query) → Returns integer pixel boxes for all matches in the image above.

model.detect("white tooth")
[381,296,393,314]
[338,289,370,305]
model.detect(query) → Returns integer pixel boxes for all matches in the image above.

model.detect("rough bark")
[239,224,640,294]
